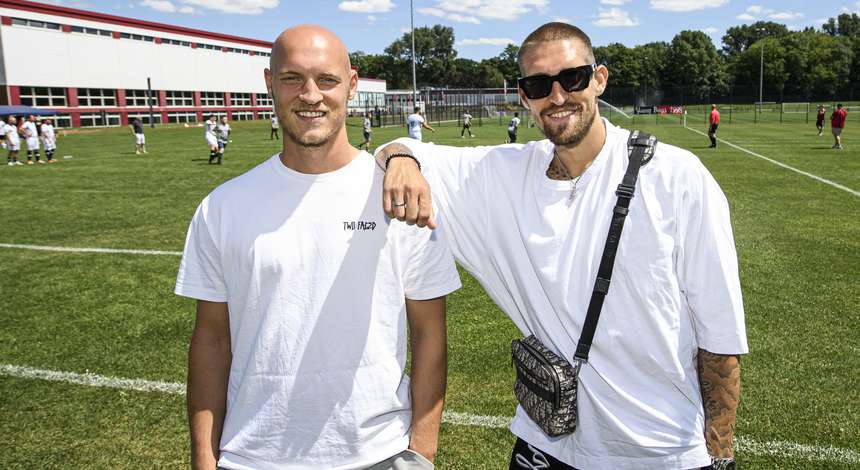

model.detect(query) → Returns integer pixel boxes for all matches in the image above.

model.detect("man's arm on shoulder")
[405,296,447,463]
[188,300,231,470]
[697,350,740,458]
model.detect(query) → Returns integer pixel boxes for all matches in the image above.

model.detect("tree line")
[350,13,860,101]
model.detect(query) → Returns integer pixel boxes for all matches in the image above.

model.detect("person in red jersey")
[816,105,826,136]
[831,103,847,149]
[708,104,720,148]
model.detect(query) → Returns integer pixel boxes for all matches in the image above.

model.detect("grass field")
[1,114,858,469]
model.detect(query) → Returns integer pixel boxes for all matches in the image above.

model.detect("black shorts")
[218,140,228,150]
[709,124,718,134]
[363,131,371,140]
[463,123,471,128]
[510,438,577,470]
[816,119,825,127]
[508,130,517,142]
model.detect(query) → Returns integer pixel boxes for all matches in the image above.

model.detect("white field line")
[2,363,859,464]
[684,126,860,198]
[0,243,182,256]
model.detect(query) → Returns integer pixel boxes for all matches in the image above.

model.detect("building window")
[163,38,192,47]
[119,32,154,42]
[230,93,251,107]
[70,25,113,36]
[167,112,198,123]
[198,43,220,50]
[126,112,162,125]
[79,113,121,127]
[165,91,194,107]
[19,87,67,107]
[255,94,273,107]
[257,111,274,120]
[10,18,61,30]
[42,114,72,128]
[125,89,158,107]
[200,92,224,107]
[232,111,253,121]
[77,88,116,107]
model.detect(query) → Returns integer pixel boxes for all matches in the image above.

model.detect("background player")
[708,104,720,148]
[215,116,231,164]
[5,116,22,166]
[130,118,147,155]
[204,115,219,163]
[507,112,521,143]
[40,118,57,163]
[461,110,474,138]
[831,103,847,149]
[407,106,435,141]
[816,105,826,136]
[359,111,373,150]
[22,115,41,164]
[270,114,279,140]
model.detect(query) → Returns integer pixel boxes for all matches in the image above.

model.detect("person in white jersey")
[359,111,373,150]
[4,116,22,166]
[376,22,747,470]
[204,115,219,164]
[40,118,57,163]
[406,106,435,141]
[214,116,231,164]
[22,115,41,164]
[270,114,279,140]
[507,111,521,143]
[460,111,473,138]
[176,25,459,470]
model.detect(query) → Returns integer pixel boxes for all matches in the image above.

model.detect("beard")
[538,98,597,148]
[281,111,345,148]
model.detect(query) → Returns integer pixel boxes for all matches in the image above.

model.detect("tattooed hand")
[697,349,741,459]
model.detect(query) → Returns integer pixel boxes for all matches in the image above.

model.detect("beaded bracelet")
[385,152,421,171]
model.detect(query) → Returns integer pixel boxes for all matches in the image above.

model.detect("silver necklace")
[553,151,585,203]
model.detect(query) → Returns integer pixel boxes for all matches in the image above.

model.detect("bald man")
[177,25,459,470]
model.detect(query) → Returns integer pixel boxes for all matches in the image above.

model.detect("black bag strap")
[573,130,657,362]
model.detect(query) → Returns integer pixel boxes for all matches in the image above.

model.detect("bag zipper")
[516,339,562,408]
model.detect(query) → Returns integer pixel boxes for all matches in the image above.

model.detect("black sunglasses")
[518,64,597,100]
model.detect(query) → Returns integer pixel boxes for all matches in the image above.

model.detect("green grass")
[1,117,858,469]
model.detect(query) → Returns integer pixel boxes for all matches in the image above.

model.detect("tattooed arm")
[697,349,741,458]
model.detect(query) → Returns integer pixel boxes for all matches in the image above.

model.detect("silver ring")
[392,202,407,207]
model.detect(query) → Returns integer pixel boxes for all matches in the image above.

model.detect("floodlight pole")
[410,0,418,108]
[147,77,155,128]
[758,28,766,113]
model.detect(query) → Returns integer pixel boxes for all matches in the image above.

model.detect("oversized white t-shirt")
[381,119,748,470]
[4,124,20,145]
[175,152,461,470]
[406,113,424,140]
[508,117,521,132]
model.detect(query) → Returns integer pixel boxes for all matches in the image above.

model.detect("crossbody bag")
[511,131,657,437]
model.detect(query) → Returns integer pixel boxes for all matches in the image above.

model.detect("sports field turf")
[1,113,858,469]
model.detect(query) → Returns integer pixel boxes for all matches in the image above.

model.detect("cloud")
[650,0,727,12]
[736,13,755,21]
[338,0,394,13]
[367,14,377,22]
[418,6,480,23]
[178,4,194,12]
[769,11,803,21]
[704,27,719,34]
[553,17,572,23]
[593,8,639,27]
[140,0,178,12]
[746,5,763,14]
[600,0,629,4]
[458,37,516,46]
[421,0,548,22]
[180,0,277,14]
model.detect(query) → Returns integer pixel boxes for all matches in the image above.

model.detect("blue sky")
[44,0,858,60]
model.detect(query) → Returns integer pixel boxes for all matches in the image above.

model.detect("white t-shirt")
[22,121,37,140]
[40,123,55,142]
[217,123,230,142]
[381,119,748,470]
[271,116,279,129]
[4,124,20,145]
[463,113,472,126]
[175,152,461,470]
[205,119,218,136]
[363,118,372,133]
[508,117,521,132]
[406,113,424,140]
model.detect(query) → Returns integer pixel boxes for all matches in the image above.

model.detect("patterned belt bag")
[510,131,656,438]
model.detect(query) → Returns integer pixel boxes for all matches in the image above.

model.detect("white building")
[0,0,386,127]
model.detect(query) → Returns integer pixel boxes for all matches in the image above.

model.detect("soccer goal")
[598,99,632,120]
[781,102,810,114]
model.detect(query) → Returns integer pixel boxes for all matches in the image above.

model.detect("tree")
[729,37,789,99]
[384,25,457,88]
[495,44,520,85]
[665,31,728,99]
[594,43,641,88]
[721,21,790,58]
[823,13,860,37]
[634,42,670,90]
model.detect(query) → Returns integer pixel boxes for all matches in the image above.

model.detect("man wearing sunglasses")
[374,22,747,470]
